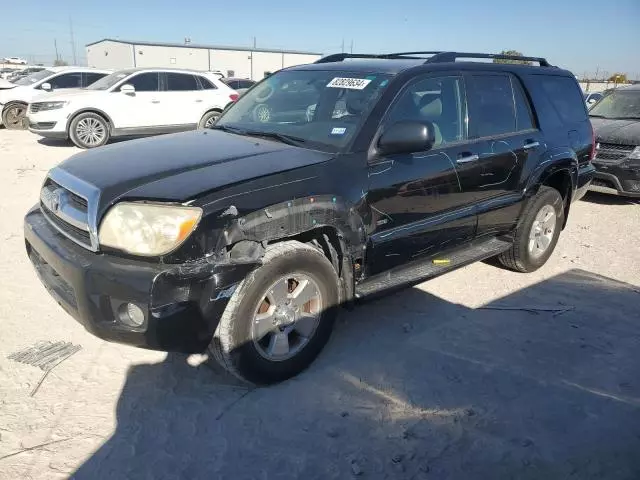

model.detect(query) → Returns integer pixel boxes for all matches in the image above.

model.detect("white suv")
[0,67,110,129]
[27,68,239,148]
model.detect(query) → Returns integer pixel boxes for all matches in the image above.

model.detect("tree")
[493,50,532,65]
[607,73,628,84]
[53,59,68,66]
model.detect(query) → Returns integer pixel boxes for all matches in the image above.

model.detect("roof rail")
[378,51,444,58]
[314,53,384,63]
[426,52,551,67]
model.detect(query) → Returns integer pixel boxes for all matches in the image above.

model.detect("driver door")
[365,74,478,274]
[109,72,163,129]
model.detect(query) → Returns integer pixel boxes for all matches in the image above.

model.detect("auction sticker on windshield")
[327,77,372,90]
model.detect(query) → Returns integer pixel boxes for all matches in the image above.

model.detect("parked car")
[0,67,110,129]
[222,77,256,95]
[3,56,27,65]
[589,84,640,197]
[584,92,603,108]
[24,51,595,384]
[27,68,239,148]
[0,67,15,79]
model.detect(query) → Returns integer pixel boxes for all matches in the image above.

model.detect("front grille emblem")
[41,187,63,213]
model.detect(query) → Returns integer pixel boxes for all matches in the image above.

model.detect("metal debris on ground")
[479,305,575,317]
[7,341,82,396]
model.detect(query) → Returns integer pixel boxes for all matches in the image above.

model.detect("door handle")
[456,153,479,164]
[151,100,160,104]
[523,140,540,150]
[195,99,203,103]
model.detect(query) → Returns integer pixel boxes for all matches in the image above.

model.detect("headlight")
[99,203,203,256]
[33,101,68,112]
[629,146,640,160]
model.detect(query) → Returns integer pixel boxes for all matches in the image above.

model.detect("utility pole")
[350,40,354,54]
[595,66,600,81]
[69,17,77,65]
[253,36,256,49]
[341,39,344,53]
[54,39,59,63]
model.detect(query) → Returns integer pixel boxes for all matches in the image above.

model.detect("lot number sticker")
[327,77,372,90]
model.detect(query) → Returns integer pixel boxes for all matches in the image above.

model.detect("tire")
[69,112,110,149]
[198,110,222,129]
[208,240,339,385]
[498,186,564,272]
[2,102,27,130]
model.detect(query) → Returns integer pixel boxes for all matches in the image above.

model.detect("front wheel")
[2,103,27,129]
[69,112,110,149]
[498,186,564,272]
[208,241,339,385]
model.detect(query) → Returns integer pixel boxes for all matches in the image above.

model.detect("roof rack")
[314,51,552,67]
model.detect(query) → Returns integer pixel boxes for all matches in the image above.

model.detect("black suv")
[589,84,640,197]
[24,51,595,384]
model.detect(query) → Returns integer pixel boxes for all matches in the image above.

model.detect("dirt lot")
[1,129,639,479]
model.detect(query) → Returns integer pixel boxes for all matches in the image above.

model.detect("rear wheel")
[2,103,27,129]
[69,112,110,149]
[198,110,222,129]
[208,241,339,385]
[498,186,564,272]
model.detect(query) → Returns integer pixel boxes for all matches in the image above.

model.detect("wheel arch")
[66,108,114,135]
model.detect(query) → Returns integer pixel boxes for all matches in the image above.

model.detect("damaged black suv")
[24,51,595,384]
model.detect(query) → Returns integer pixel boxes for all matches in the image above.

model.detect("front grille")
[40,178,92,249]
[40,202,91,244]
[595,143,635,164]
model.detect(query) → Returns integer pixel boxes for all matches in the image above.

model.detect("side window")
[166,73,199,91]
[83,72,106,87]
[197,76,218,89]
[467,74,516,138]
[127,72,159,92]
[386,75,466,146]
[511,77,535,131]
[48,72,82,89]
[539,76,587,123]
[239,80,254,89]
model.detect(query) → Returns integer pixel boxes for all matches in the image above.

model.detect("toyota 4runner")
[24,51,595,384]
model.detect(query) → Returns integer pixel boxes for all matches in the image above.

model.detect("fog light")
[118,303,145,327]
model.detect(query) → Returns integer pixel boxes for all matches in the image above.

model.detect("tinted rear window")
[539,76,587,123]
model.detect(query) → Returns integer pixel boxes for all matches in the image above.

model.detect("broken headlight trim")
[98,202,202,256]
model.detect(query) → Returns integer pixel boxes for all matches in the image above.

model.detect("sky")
[1,0,639,79]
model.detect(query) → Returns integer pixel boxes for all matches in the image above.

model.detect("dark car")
[221,77,256,95]
[589,85,640,197]
[24,51,595,384]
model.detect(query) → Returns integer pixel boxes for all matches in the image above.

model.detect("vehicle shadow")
[581,191,640,205]
[71,269,640,479]
[37,137,134,148]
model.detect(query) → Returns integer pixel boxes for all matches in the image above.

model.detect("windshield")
[86,70,134,90]
[13,69,54,86]
[589,89,640,120]
[216,69,392,151]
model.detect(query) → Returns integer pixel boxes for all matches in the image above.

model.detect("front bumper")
[26,110,69,138]
[24,206,257,352]
[590,160,640,198]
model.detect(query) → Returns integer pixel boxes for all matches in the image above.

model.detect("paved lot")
[0,129,639,479]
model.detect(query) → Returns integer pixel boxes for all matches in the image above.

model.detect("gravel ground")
[0,129,639,479]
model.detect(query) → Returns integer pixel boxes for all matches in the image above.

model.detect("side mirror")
[120,84,135,95]
[40,82,52,92]
[378,120,436,156]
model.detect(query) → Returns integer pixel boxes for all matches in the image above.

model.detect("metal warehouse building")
[86,39,321,81]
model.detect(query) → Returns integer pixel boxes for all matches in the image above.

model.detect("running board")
[355,237,512,298]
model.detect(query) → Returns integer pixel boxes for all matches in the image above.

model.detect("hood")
[591,117,640,145]
[57,130,333,218]
[30,88,91,102]
[0,78,16,90]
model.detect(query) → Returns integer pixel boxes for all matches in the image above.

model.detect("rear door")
[108,72,162,129]
[162,72,202,126]
[460,72,543,237]
[47,72,83,91]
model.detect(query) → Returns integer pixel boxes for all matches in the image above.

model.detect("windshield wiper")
[209,124,248,134]
[242,130,308,147]
[589,114,609,118]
